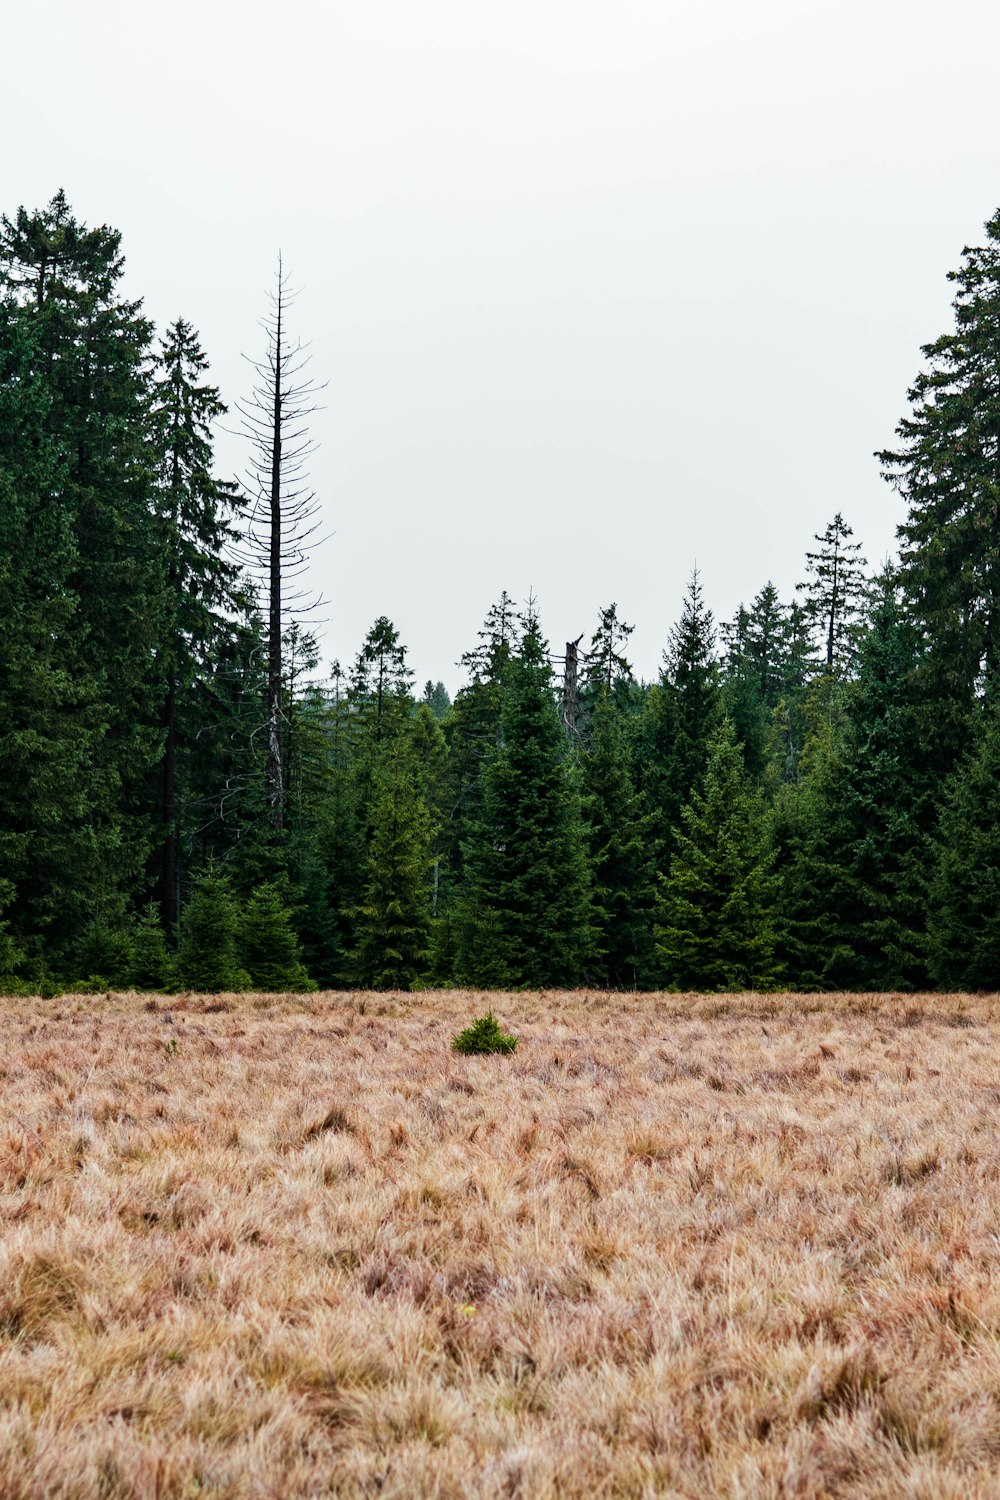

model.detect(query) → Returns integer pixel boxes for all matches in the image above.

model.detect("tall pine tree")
[459,609,593,987]
[655,719,780,991]
[352,747,432,990]
[879,207,1000,780]
[0,191,164,954]
[150,317,241,930]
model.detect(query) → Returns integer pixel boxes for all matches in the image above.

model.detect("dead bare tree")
[561,635,584,737]
[234,257,325,832]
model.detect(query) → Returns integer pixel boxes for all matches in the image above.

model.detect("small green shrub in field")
[451,1011,518,1056]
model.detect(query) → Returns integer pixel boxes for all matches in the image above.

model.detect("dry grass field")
[2,989,1000,1498]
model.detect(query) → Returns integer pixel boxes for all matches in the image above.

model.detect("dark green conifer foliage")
[130,904,172,990]
[329,619,418,978]
[663,569,720,799]
[461,592,522,686]
[175,869,249,993]
[309,663,365,986]
[240,882,316,991]
[72,924,133,989]
[179,602,272,878]
[438,593,521,897]
[720,603,771,782]
[654,719,780,991]
[460,611,593,987]
[348,621,415,839]
[150,317,241,931]
[579,608,646,986]
[927,698,1000,989]
[640,570,720,862]
[0,192,164,951]
[407,703,451,967]
[0,882,27,992]
[775,578,928,990]
[0,302,78,949]
[352,751,432,990]
[349,616,414,746]
[635,572,720,983]
[583,692,647,987]
[721,583,807,782]
[773,600,819,779]
[409,704,450,820]
[796,513,868,675]
[582,603,636,709]
[880,209,1000,780]
[276,636,344,986]
[451,1011,518,1055]
[421,680,451,720]
[768,755,838,991]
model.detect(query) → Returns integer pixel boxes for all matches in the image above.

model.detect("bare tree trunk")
[562,635,583,736]
[826,547,840,670]
[268,277,285,831]
[236,257,325,840]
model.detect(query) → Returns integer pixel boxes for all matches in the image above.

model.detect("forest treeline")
[3,190,1000,994]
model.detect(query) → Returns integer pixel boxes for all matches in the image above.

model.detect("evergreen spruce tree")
[636,571,720,982]
[640,569,720,862]
[927,697,1000,989]
[150,317,241,930]
[654,719,780,991]
[421,680,451,720]
[582,691,647,987]
[175,869,249,992]
[773,599,818,780]
[774,577,928,990]
[582,603,636,710]
[796,513,868,676]
[408,702,451,962]
[240,881,316,991]
[0,298,80,951]
[178,600,272,879]
[130,903,172,990]
[352,750,432,990]
[0,192,164,953]
[880,207,1000,781]
[276,638,344,986]
[459,609,593,987]
[349,616,414,746]
[311,662,366,985]
[720,602,771,782]
[71,924,133,988]
[721,582,807,783]
[437,593,522,917]
[769,759,838,991]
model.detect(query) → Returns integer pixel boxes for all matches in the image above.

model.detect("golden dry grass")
[2,989,1000,1498]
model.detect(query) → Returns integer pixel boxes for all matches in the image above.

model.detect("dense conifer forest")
[3,189,1000,994]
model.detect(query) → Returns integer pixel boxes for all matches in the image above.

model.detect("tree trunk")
[267,278,284,832]
[562,636,583,736]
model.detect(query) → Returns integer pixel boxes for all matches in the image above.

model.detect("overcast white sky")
[4,0,1000,688]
